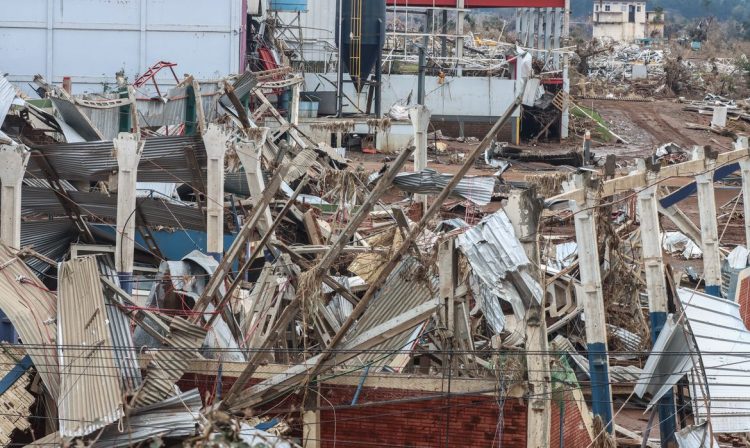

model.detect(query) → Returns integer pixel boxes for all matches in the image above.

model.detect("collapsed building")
[0,0,749,447]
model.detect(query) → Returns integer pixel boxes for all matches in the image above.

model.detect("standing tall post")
[736,138,750,248]
[0,144,30,248]
[636,161,677,446]
[236,128,273,236]
[114,134,144,294]
[560,0,570,139]
[456,0,465,77]
[203,124,230,260]
[569,173,613,431]
[506,187,551,448]
[409,105,431,206]
[694,146,722,297]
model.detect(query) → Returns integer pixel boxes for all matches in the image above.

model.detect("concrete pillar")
[0,145,30,248]
[636,163,677,446]
[456,0,465,77]
[113,134,144,294]
[569,173,613,431]
[693,146,722,297]
[236,128,273,236]
[736,138,750,248]
[202,124,231,260]
[560,0,570,139]
[506,188,551,448]
[409,105,431,206]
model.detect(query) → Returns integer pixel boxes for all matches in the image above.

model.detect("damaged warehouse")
[2,0,750,446]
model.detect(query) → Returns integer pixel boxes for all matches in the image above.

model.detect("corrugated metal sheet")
[97,388,200,446]
[131,315,206,407]
[457,210,542,320]
[284,148,319,183]
[22,187,205,231]
[0,75,17,124]
[20,220,75,274]
[57,256,124,437]
[27,388,201,447]
[98,261,142,392]
[0,245,60,398]
[674,423,719,448]
[27,135,208,183]
[391,169,496,206]
[637,288,750,433]
[349,257,437,366]
[553,335,643,383]
[78,100,120,140]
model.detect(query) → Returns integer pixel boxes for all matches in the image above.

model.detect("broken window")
[604,4,611,11]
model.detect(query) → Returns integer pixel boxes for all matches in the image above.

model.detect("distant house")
[592,0,648,42]
[646,9,666,39]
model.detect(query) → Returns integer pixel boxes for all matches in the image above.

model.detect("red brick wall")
[737,271,750,329]
[315,384,526,448]
[550,390,593,448]
[179,374,527,447]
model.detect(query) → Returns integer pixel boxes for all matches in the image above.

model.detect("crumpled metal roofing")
[637,288,750,433]
[457,210,542,321]
[674,422,719,448]
[553,335,643,383]
[0,244,60,398]
[26,135,207,182]
[349,257,438,368]
[284,148,319,183]
[57,256,124,437]
[50,97,103,142]
[131,314,207,408]
[27,388,201,447]
[22,187,205,231]
[390,168,496,206]
[0,74,17,125]
[20,220,75,274]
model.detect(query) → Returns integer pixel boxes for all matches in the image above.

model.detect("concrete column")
[506,188,551,448]
[456,0,465,77]
[0,145,30,248]
[113,134,144,294]
[202,124,231,260]
[409,105,431,206]
[693,146,722,297]
[569,173,613,431]
[737,138,750,248]
[636,164,677,446]
[236,128,273,236]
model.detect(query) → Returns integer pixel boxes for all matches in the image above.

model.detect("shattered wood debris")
[3,19,750,448]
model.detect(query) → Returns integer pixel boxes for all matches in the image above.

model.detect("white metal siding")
[0,0,243,94]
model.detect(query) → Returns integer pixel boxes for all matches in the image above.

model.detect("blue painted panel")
[659,163,739,209]
[587,342,613,432]
[269,0,308,11]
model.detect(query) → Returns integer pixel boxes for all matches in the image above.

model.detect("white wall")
[303,73,520,118]
[0,0,244,94]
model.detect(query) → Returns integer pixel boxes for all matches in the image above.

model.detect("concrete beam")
[0,145,30,248]
[113,134,144,293]
[202,124,231,259]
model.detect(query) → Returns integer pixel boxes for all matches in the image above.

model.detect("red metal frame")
[387,0,565,8]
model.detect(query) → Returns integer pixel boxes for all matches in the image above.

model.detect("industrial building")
[0,0,747,447]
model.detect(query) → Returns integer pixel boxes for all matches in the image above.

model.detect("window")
[604,4,610,11]
[621,4,626,11]
[595,4,599,11]
[637,5,642,11]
